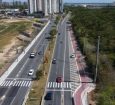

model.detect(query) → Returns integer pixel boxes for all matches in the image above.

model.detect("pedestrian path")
[47,82,72,89]
[68,30,81,95]
[0,80,31,87]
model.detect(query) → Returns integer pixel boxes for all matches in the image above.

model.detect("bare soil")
[88,90,96,105]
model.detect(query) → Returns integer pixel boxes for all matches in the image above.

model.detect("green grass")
[0,63,3,69]
[0,21,32,49]
[0,25,7,32]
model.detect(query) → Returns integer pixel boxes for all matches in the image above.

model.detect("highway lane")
[0,20,54,105]
[64,20,73,105]
[44,18,65,105]
[8,23,51,78]
[44,16,73,105]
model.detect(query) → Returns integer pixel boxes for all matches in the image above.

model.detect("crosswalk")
[0,80,31,87]
[47,82,72,89]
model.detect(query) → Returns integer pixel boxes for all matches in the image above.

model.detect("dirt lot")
[0,18,34,75]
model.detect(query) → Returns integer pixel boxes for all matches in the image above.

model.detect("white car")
[28,69,34,76]
[70,54,75,58]
[29,52,36,58]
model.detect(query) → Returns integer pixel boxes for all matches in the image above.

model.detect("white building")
[28,0,63,16]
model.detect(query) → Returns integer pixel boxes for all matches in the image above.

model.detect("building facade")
[28,0,63,16]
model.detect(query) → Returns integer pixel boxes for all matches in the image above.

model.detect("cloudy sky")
[2,0,115,3]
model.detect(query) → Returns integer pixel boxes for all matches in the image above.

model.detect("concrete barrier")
[0,20,50,85]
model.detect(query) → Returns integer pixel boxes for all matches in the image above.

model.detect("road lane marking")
[47,82,50,88]
[53,82,55,88]
[16,59,29,78]
[0,80,31,87]
[28,81,31,87]
[0,81,5,86]
[46,89,72,92]
[47,82,72,89]
[23,81,26,87]
[50,82,52,88]
[21,81,24,86]
[9,81,13,86]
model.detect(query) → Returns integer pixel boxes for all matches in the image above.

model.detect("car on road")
[44,92,53,100]
[45,36,52,40]
[29,52,36,58]
[58,33,60,35]
[56,76,62,83]
[52,59,56,64]
[60,41,63,43]
[70,54,75,58]
[38,51,42,55]
[28,69,34,76]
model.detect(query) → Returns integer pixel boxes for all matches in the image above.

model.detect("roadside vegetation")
[0,21,32,49]
[66,7,115,105]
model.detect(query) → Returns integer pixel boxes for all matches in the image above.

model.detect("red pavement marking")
[69,30,90,105]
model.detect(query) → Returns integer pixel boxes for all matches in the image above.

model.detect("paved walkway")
[69,30,95,105]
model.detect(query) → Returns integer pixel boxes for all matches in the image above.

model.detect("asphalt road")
[0,20,54,105]
[44,16,73,105]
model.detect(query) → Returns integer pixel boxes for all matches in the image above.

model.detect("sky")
[2,0,115,3]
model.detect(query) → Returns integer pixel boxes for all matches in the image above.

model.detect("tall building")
[28,0,63,16]
[0,0,2,4]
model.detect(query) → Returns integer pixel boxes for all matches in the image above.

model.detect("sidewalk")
[69,30,95,105]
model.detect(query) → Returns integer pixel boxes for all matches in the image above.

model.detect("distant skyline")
[2,0,115,3]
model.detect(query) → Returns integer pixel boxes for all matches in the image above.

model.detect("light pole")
[94,36,100,83]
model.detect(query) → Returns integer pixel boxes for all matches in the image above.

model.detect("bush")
[50,28,57,37]
[36,70,43,80]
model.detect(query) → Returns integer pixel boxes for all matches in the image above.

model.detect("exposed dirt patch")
[0,18,30,23]
[88,90,96,105]
[0,37,23,75]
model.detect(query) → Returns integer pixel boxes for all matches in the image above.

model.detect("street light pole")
[94,36,100,83]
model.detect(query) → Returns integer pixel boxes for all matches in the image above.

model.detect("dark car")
[56,76,62,83]
[38,51,42,55]
[44,92,53,100]
[45,36,52,40]
[52,59,56,64]
[58,33,60,35]
[60,41,63,43]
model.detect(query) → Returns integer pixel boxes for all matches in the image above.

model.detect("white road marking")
[0,80,31,87]
[47,82,72,89]
[46,89,72,92]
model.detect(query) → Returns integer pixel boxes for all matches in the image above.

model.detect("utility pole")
[94,36,100,83]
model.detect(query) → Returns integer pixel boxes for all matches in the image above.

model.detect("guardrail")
[0,20,50,85]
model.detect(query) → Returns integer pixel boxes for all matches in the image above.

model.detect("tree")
[36,70,43,80]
